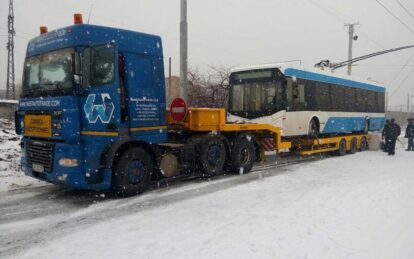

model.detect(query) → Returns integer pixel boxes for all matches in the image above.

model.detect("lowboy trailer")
[15,14,371,196]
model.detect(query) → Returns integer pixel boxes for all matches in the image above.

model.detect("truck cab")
[15,19,167,191]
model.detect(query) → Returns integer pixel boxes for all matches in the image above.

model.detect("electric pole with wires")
[180,0,188,101]
[6,0,16,100]
[345,22,359,76]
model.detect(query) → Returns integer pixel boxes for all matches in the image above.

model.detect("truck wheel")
[335,139,347,156]
[113,147,152,196]
[360,137,369,151]
[199,136,227,176]
[230,137,256,174]
[349,138,357,154]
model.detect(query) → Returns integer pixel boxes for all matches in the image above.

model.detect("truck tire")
[349,138,357,154]
[113,147,152,196]
[230,137,256,174]
[199,135,227,176]
[335,139,347,156]
[360,136,369,151]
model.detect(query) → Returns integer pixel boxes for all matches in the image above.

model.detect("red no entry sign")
[170,98,188,122]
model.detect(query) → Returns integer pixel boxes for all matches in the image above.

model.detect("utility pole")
[6,0,15,100]
[180,0,188,101]
[408,90,414,119]
[345,23,359,76]
[168,57,172,104]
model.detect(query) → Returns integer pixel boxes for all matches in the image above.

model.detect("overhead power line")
[387,52,414,86]
[375,0,414,35]
[306,0,406,62]
[395,0,414,20]
[389,66,414,99]
[329,45,414,70]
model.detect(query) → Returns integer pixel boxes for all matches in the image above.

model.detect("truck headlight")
[59,158,79,167]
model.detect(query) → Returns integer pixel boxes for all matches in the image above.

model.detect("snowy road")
[0,157,296,257]
[1,147,414,259]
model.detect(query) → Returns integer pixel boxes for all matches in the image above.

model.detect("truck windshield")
[229,69,285,119]
[22,48,74,97]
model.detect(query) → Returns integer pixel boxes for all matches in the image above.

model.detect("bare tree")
[187,66,231,108]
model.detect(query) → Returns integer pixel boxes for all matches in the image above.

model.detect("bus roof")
[231,63,385,92]
[26,24,163,57]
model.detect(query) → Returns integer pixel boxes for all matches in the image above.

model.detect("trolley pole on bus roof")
[345,23,359,76]
[180,0,188,101]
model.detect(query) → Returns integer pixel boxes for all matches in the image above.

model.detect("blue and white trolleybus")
[228,64,386,137]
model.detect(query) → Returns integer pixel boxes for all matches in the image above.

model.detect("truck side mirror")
[118,53,125,84]
[72,52,82,85]
[82,48,91,87]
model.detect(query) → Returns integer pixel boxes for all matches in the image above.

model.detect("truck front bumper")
[21,140,112,191]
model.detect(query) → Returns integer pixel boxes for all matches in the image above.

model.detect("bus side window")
[293,83,305,111]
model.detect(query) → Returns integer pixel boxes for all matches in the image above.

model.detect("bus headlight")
[59,158,79,167]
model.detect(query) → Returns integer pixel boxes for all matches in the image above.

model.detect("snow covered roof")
[0,99,18,104]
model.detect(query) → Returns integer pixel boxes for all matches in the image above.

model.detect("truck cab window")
[91,44,115,86]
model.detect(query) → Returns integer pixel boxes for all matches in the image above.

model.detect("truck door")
[80,44,121,134]
[124,54,166,130]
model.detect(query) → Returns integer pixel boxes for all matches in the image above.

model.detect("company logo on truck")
[84,94,115,123]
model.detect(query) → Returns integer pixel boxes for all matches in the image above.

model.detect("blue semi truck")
[15,14,286,196]
[15,14,371,196]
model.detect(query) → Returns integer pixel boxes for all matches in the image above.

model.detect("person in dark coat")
[382,119,390,152]
[405,118,414,151]
[383,118,401,155]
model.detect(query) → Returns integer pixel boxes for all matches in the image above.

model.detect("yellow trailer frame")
[168,108,291,150]
[167,108,370,158]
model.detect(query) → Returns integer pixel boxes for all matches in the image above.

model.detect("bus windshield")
[231,82,283,112]
[229,69,284,118]
[22,48,74,97]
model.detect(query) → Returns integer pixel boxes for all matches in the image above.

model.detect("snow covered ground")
[0,119,44,192]
[1,136,412,259]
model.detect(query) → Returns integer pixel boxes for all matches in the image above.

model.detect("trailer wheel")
[199,136,227,176]
[113,147,152,196]
[360,136,369,151]
[336,139,347,156]
[349,138,357,154]
[230,137,256,174]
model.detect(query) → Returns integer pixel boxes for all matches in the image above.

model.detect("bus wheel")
[113,147,152,196]
[199,136,227,176]
[230,137,256,175]
[308,118,319,137]
[349,138,357,154]
[336,139,347,156]
[360,137,369,151]
[363,119,370,133]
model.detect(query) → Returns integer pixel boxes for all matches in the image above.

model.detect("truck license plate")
[24,115,52,138]
[32,163,45,173]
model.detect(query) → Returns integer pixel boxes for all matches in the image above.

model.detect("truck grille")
[27,141,54,173]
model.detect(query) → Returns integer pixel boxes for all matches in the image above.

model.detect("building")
[165,76,180,105]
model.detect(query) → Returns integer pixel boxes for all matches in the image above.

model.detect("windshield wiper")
[26,84,46,96]
[42,82,67,94]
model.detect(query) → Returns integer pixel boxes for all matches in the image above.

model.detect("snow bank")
[18,145,414,259]
[0,119,44,192]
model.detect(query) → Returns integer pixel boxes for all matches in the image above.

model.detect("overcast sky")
[1,0,413,106]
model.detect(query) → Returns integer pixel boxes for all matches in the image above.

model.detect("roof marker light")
[40,26,48,34]
[74,13,83,24]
